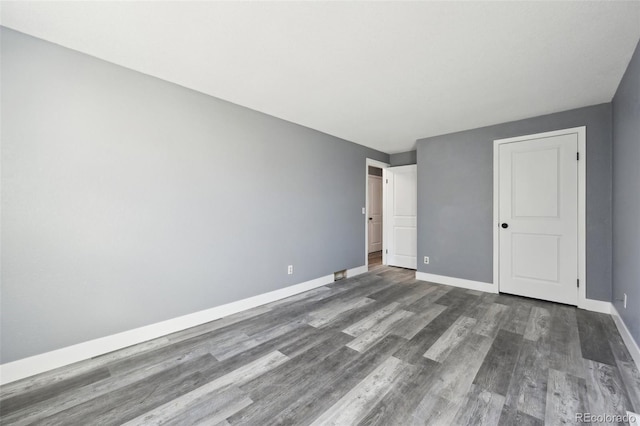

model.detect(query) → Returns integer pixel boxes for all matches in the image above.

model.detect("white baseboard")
[611,304,640,370]
[415,272,497,294]
[347,265,368,278]
[0,273,334,385]
[578,297,612,314]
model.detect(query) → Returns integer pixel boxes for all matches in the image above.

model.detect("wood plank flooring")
[368,251,382,267]
[1,265,639,425]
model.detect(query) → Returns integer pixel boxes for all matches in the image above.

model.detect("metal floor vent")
[334,269,347,281]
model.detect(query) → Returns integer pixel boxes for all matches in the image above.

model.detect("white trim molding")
[579,298,612,315]
[493,126,587,307]
[415,272,497,294]
[347,265,368,278]
[0,273,335,385]
[611,304,640,370]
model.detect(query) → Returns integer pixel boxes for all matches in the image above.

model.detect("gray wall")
[612,40,640,345]
[0,28,388,363]
[416,103,612,301]
[390,151,417,166]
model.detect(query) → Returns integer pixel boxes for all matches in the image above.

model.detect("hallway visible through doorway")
[368,250,382,271]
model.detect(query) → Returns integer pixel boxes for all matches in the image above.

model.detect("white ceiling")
[2,1,639,154]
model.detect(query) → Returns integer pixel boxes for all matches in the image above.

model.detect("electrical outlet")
[624,293,627,309]
[287,265,294,275]
[362,207,366,214]
[424,256,429,264]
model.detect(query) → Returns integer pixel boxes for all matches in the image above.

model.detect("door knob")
[501,223,509,229]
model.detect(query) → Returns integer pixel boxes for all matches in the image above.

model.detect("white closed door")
[498,133,578,305]
[384,165,417,269]
[368,175,383,253]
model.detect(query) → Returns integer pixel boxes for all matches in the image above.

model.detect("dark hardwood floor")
[1,266,639,425]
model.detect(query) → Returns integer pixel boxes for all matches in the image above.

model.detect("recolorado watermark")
[575,413,637,423]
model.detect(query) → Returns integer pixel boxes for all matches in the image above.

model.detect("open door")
[384,165,417,269]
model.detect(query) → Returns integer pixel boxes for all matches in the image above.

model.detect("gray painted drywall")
[612,40,640,345]
[0,28,389,363]
[389,151,417,166]
[416,103,612,301]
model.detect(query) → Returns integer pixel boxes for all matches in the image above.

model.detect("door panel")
[511,233,559,282]
[498,133,578,305]
[385,165,417,269]
[512,148,560,218]
[368,175,383,253]
[394,227,417,257]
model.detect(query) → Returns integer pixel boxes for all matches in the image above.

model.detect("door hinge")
[386,249,388,254]
[386,179,388,183]
[577,279,580,288]
[577,152,580,161]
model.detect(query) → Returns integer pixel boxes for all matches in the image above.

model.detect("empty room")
[1,1,639,425]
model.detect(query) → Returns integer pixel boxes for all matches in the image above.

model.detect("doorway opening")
[368,165,384,270]
[365,159,389,271]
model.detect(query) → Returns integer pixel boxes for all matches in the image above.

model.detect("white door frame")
[493,126,587,308]
[365,158,390,268]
